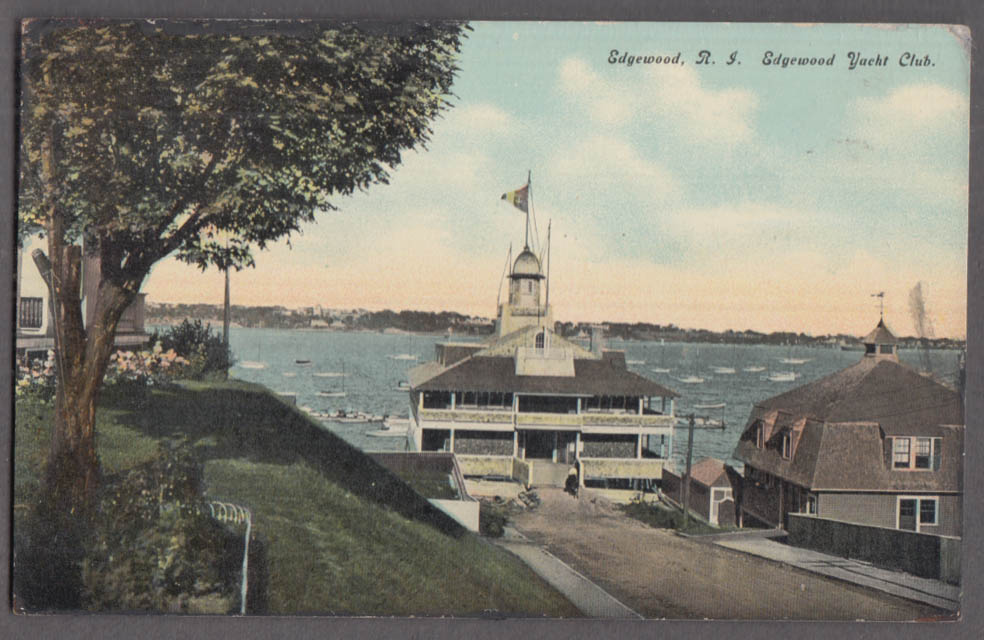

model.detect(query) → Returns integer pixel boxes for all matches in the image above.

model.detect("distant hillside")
[147,301,964,349]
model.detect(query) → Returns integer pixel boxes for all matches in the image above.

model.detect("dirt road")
[508,488,945,620]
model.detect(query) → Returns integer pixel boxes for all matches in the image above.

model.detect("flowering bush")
[148,320,232,380]
[104,342,190,390]
[14,350,57,403]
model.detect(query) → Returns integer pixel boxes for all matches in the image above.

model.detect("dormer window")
[782,432,792,459]
[755,422,764,448]
[891,436,941,470]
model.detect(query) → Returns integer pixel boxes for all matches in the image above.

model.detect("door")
[899,498,918,531]
[525,431,555,459]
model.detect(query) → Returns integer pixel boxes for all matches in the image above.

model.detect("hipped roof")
[411,354,678,397]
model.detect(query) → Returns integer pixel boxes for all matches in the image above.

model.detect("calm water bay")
[217,328,962,469]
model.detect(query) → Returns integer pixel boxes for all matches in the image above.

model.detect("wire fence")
[207,501,252,615]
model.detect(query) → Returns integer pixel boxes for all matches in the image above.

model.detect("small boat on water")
[313,371,346,378]
[626,359,645,365]
[366,415,410,437]
[693,402,726,410]
[766,371,797,382]
[710,366,735,375]
[394,380,411,391]
[676,415,726,429]
[650,367,671,374]
[742,366,765,373]
[239,361,267,369]
[676,375,705,384]
[295,359,313,366]
[780,357,811,365]
[388,353,418,361]
[282,372,297,377]
[317,390,347,398]
[323,410,384,424]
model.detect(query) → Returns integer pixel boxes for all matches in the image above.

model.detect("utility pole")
[681,413,696,529]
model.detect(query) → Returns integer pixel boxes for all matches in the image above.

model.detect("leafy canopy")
[20,20,466,274]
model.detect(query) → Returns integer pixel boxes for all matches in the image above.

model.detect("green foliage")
[618,501,722,535]
[19,20,466,273]
[150,320,232,378]
[82,440,239,612]
[479,500,510,538]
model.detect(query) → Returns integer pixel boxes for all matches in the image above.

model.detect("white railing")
[208,501,252,615]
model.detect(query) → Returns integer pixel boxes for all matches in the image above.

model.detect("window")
[892,436,942,470]
[892,437,911,468]
[755,422,764,448]
[914,438,932,469]
[535,331,545,349]
[879,344,894,354]
[19,297,43,329]
[898,496,939,531]
[805,495,817,515]
[782,432,792,459]
[919,499,938,525]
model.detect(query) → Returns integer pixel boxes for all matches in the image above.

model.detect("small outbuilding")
[662,457,739,527]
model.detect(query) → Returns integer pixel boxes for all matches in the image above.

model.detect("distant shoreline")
[146,317,965,350]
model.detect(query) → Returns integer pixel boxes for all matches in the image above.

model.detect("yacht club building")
[407,243,679,489]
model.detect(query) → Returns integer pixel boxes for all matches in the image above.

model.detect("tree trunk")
[41,235,137,513]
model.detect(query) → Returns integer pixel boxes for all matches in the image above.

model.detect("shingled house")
[733,319,964,537]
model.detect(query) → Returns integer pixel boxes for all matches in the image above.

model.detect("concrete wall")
[581,433,635,458]
[787,513,961,584]
[456,455,514,478]
[512,457,532,486]
[429,498,480,532]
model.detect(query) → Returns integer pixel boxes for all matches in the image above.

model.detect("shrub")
[82,440,241,612]
[149,320,233,379]
[479,501,509,538]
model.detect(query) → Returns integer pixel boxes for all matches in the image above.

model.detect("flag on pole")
[501,183,529,213]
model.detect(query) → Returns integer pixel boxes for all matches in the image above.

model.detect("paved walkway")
[495,527,643,619]
[708,534,960,612]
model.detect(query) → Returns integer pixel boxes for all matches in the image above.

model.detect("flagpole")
[525,170,531,248]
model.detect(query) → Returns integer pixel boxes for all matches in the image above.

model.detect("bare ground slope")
[509,488,945,620]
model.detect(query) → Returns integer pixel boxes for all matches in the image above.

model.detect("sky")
[144,22,970,339]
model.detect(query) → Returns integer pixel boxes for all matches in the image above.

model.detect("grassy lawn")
[14,381,579,617]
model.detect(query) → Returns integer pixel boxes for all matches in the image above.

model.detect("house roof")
[754,357,962,437]
[689,458,732,487]
[411,354,679,398]
[734,416,963,492]
[862,318,899,345]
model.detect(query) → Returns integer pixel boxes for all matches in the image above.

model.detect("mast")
[545,220,551,315]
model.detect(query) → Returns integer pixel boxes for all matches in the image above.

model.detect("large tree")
[19,20,466,510]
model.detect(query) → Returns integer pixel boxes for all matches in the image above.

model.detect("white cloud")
[441,102,518,136]
[850,83,967,148]
[549,134,678,195]
[557,56,758,145]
